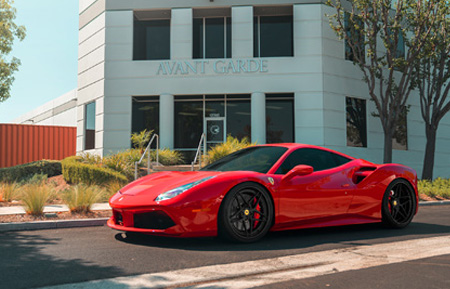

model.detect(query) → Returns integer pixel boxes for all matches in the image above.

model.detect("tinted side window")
[276,148,351,174]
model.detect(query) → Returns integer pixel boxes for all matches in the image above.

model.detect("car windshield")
[201,146,288,173]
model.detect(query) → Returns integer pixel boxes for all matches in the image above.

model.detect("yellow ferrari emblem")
[268,177,275,185]
[244,209,250,216]
[393,200,398,206]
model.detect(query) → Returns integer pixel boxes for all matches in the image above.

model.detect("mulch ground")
[0,210,112,223]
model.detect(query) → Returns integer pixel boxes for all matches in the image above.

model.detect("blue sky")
[0,0,78,123]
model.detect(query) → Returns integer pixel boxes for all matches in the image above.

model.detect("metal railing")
[191,133,206,171]
[134,134,159,180]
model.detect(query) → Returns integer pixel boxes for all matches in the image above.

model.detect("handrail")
[191,133,206,171]
[134,134,159,180]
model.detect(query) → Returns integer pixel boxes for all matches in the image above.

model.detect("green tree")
[0,0,26,102]
[414,2,450,180]
[326,0,438,163]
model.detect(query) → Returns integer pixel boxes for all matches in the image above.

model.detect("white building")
[14,0,450,178]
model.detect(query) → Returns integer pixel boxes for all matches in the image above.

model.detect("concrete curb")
[418,200,450,206]
[0,218,109,233]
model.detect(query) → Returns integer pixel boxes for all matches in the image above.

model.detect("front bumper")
[107,206,217,238]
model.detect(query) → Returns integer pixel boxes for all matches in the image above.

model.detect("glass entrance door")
[205,118,225,148]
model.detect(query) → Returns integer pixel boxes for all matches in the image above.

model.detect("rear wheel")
[219,183,273,243]
[382,179,416,228]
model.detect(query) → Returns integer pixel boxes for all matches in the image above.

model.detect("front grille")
[133,211,176,230]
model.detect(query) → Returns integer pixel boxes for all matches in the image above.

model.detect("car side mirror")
[282,165,314,182]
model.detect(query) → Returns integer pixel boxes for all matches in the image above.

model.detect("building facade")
[14,0,450,177]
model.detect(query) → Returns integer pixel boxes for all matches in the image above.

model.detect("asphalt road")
[0,205,449,289]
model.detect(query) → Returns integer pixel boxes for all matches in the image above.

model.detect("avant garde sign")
[157,59,269,75]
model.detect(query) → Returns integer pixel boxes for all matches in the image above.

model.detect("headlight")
[155,176,215,202]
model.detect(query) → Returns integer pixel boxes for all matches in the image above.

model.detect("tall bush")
[206,136,255,164]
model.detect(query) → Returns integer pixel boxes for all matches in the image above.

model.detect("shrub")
[206,136,255,164]
[20,173,48,185]
[0,183,21,202]
[131,129,153,151]
[418,178,450,199]
[78,152,103,166]
[63,184,103,213]
[103,149,142,181]
[0,160,62,183]
[61,156,128,185]
[150,149,184,166]
[21,183,52,216]
[101,181,126,202]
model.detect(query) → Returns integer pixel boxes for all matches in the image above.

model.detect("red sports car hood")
[119,171,220,198]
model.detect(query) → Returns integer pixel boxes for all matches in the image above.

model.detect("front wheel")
[382,179,416,228]
[218,183,273,243]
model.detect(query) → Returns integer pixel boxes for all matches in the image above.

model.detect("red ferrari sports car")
[108,144,418,242]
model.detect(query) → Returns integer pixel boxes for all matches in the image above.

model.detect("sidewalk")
[0,203,111,215]
[0,203,112,233]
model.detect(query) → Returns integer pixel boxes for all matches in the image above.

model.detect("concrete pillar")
[251,92,266,144]
[232,6,253,58]
[171,8,192,59]
[160,94,174,149]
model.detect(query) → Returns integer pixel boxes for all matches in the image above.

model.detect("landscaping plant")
[63,184,103,213]
[206,136,255,164]
[0,182,20,202]
[21,183,52,216]
[131,129,153,152]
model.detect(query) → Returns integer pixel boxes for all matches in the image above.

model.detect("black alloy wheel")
[382,179,416,228]
[219,183,273,243]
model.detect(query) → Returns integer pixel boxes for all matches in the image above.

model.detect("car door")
[276,148,355,224]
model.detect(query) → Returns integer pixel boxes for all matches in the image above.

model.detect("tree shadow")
[114,221,450,252]
[0,231,123,289]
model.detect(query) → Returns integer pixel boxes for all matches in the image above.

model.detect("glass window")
[227,98,251,141]
[276,148,351,174]
[85,102,96,150]
[344,12,365,62]
[134,18,170,60]
[193,17,231,59]
[174,101,203,149]
[202,146,288,173]
[132,96,159,148]
[346,97,367,147]
[254,15,293,57]
[393,106,408,150]
[266,94,294,143]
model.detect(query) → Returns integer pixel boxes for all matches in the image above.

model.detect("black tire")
[382,179,416,228]
[218,183,274,243]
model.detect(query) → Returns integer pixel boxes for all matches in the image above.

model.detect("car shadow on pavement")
[0,231,124,289]
[114,221,450,252]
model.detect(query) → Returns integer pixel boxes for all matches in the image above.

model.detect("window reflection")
[266,94,294,143]
[346,97,367,147]
[393,106,408,150]
[134,16,170,60]
[85,102,96,150]
[253,6,293,58]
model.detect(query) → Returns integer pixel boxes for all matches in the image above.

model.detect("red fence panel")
[0,124,76,168]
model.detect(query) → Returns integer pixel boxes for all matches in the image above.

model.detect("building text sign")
[157,59,269,76]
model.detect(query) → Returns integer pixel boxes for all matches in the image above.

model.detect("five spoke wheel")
[219,183,273,243]
[382,179,416,228]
